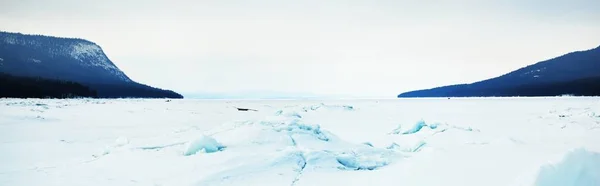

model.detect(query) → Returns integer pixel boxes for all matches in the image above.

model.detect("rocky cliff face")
[0,31,182,98]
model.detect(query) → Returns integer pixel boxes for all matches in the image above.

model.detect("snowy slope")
[1,98,599,186]
[0,31,131,83]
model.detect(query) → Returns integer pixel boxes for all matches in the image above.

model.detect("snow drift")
[534,148,600,186]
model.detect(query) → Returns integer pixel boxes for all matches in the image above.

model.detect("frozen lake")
[1,98,599,186]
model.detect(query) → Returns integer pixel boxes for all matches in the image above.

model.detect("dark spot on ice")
[236,107,258,112]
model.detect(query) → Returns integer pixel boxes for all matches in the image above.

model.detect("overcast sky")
[2,0,600,97]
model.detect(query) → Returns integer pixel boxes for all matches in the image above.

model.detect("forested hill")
[0,31,182,98]
[398,45,600,97]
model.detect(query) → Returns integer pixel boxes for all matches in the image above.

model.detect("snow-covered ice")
[533,148,600,186]
[1,97,600,186]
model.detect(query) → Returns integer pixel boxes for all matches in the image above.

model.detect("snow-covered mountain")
[398,45,600,97]
[0,31,182,98]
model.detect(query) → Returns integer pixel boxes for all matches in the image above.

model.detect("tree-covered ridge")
[0,73,97,98]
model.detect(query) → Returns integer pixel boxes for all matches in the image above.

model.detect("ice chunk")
[259,115,299,127]
[183,135,225,156]
[428,123,440,129]
[325,104,354,111]
[276,122,330,141]
[274,110,302,118]
[534,148,600,186]
[386,142,401,150]
[451,126,478,132]
[304,151,340,169]
[114,137,129,147]
[402,120,428,135]
[100,137,131,155]
[411,140,427,152]
[390,120,441,135]
[385,140,426,152]
[336,152,391,170]
[301,103,354,112]
[389,125,403,135]
[301,104,323,112]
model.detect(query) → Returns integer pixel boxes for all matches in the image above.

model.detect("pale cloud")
[1,0,599,97]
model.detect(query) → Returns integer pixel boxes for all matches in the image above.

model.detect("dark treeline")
[398,76,600,97]
[88,83,184,98]
[504,76,600,97]
[0,73,183,99]
[0,73,97,98]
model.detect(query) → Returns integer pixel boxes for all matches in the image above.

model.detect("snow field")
[1,98,600,186]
